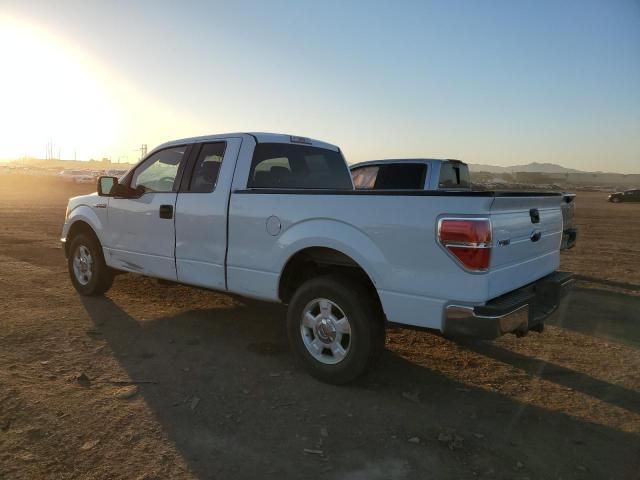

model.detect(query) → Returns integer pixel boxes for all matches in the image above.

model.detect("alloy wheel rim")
[300,298,352,365]
[73,244,93,286]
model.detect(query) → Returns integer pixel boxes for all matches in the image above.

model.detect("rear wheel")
[286,274,385,384]
[67,233,113,296]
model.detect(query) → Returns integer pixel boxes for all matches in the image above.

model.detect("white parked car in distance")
[59,169,97,184]
[61,133,574,383]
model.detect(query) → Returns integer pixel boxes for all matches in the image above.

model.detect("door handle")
[159,205,173,219]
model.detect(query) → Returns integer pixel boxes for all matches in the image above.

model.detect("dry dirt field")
[1,176,639,480]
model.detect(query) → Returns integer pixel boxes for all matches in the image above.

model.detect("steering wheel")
[157,176,175,190]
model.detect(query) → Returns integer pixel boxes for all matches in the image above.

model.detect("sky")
[1,0,639,172]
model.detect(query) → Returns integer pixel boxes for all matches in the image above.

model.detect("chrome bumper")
[443,271,574,339]
[444,304,530,339]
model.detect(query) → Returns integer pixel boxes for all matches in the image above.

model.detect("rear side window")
[352,163,426,189]
[248,143,352,189]
[189,142,226,193]
[438,162,470,189]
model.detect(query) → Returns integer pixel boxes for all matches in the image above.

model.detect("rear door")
[488,195,563,297]
[104,145,191,280]
[174,137,242,290]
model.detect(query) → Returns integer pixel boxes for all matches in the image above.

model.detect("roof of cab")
[349,158,467,169]
[153,132,340,153]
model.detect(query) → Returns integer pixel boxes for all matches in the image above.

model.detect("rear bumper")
[443,271,574,339]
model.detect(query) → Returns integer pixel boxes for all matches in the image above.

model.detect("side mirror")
[97,176,118,196]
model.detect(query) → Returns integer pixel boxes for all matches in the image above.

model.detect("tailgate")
[488,195,563,297]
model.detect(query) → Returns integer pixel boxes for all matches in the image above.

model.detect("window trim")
[179,141,228,193]
[121,144,193,194]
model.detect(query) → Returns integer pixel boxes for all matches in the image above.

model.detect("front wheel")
[611,197,621,203]
[67,233,113,296]
[286,274,385,384]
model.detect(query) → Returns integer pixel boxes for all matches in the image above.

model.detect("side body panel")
[62,196,108,245]
[227,192,496,330]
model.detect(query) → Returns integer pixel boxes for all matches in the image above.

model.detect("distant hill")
[469,162,583,174]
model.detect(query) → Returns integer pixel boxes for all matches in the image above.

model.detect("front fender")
[62,204,106,245]
[275,218,388,288]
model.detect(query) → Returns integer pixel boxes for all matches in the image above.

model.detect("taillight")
[438,218,492,271]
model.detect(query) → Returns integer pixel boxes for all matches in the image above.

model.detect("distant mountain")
[469,162,583,174]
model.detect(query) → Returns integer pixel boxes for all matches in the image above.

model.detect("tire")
[611,197,621,203]
[67,233,113,296]
[286,274,385,384]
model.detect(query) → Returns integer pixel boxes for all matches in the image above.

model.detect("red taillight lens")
[438,219,492,271]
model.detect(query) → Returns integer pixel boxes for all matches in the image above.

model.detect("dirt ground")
[0,176,639,480]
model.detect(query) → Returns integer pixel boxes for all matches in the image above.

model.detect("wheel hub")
[316,318,337,343]
[300,298,352,365]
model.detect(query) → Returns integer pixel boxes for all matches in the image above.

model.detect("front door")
[103,145,191,280]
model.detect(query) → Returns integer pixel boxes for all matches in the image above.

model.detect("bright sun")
[0,16,120,159]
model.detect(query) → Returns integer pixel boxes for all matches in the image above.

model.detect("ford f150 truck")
[62,133,574,384]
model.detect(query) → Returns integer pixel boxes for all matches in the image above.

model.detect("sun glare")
[0,16,120,159]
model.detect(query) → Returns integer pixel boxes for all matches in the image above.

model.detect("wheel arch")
[65,219,101,257]
[278,246,383,317]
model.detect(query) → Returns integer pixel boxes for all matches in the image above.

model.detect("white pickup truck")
[62,133,574,383]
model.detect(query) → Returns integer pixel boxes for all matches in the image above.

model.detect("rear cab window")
[352,163,427,189]
[248,143,352,189]
[438,161,470,189]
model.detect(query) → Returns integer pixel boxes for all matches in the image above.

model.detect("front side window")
[248,143,352,189]
[189,142,226,192]
[131,146,188,192]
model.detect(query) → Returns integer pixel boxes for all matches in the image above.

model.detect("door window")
[131,146,188,192]
[188,142,226,192]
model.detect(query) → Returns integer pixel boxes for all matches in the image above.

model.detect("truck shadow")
[547,285,640,349]
[455,339,640,414]
[80,295,639,480]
